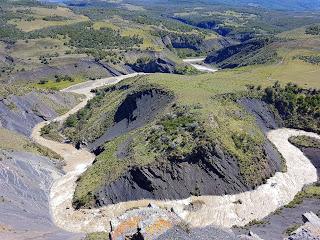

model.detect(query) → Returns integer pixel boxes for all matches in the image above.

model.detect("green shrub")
[306,25,320,35]
[174,65,199,75]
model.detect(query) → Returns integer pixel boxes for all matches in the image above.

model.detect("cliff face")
[128,57,175,73]
[205,38,277,68]
[88,89,174,151]
[94,138,282,205]
[94,142,249,205]
[237,98,284,132]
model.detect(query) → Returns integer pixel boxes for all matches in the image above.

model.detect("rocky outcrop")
[0,91,80,136]
[157,225,237,240]
[0,150,83,240]
[287,212,320,240]
[159,31,204,51]
[88,89,174,151]
[7,59,119,83]
[128,57,175,73]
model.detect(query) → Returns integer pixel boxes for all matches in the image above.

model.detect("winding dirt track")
[31,73,319,233]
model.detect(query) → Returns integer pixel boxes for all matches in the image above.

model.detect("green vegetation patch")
[85,232,109,240]
[289,136,320,149]
[34,76,84,91]
[174,65,200,75]
[263,82,320,134]
[285,184,320,208]
[33,21,143,50]
[146,105,203,160]
[40,122,64,142]
[306,25,320,35]
[295,55,320,65]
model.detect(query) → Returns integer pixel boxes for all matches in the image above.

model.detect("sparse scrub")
[295,55,320,65]
[284,224,302,235]
[174,65,199,75]
[285,185,320,208]
[289,136,320,149]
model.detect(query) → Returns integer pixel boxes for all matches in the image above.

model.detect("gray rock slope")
[7,59,123,83]
[234,199,320,240]
[88,89,174,151]
[0,150,84,240]
[95,139,282,206]
[0,91,79,136]
[238,98,283,132]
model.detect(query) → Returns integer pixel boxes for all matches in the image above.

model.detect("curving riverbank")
[31,73,319,234]
[183,58,218,73]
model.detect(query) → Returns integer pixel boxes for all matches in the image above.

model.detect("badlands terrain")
[0,0,320,240]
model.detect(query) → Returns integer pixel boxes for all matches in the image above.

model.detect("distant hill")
[42,0,320,11]
[129,0,320,11]
[208,0,320,11]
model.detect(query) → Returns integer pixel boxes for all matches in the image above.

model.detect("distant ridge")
[128,0,320,11]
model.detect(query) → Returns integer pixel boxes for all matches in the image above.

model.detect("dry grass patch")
[9,6,89,32]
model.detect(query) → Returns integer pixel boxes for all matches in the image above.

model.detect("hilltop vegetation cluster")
[263,82,320,133]
[33,22,143,50]
[205,38,278,68]
[296,55,320,65]
[306,25,320,35]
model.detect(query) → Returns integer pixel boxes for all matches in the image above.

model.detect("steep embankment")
[94,138,281,206]
[8,59,123,84]
[238,98,284,132]
[88,88,174,152]
[205,38,278,68]
[128,57,176,73]
[0,90,80,137]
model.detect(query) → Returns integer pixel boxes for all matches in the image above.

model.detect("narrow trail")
[31,73,319,234]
